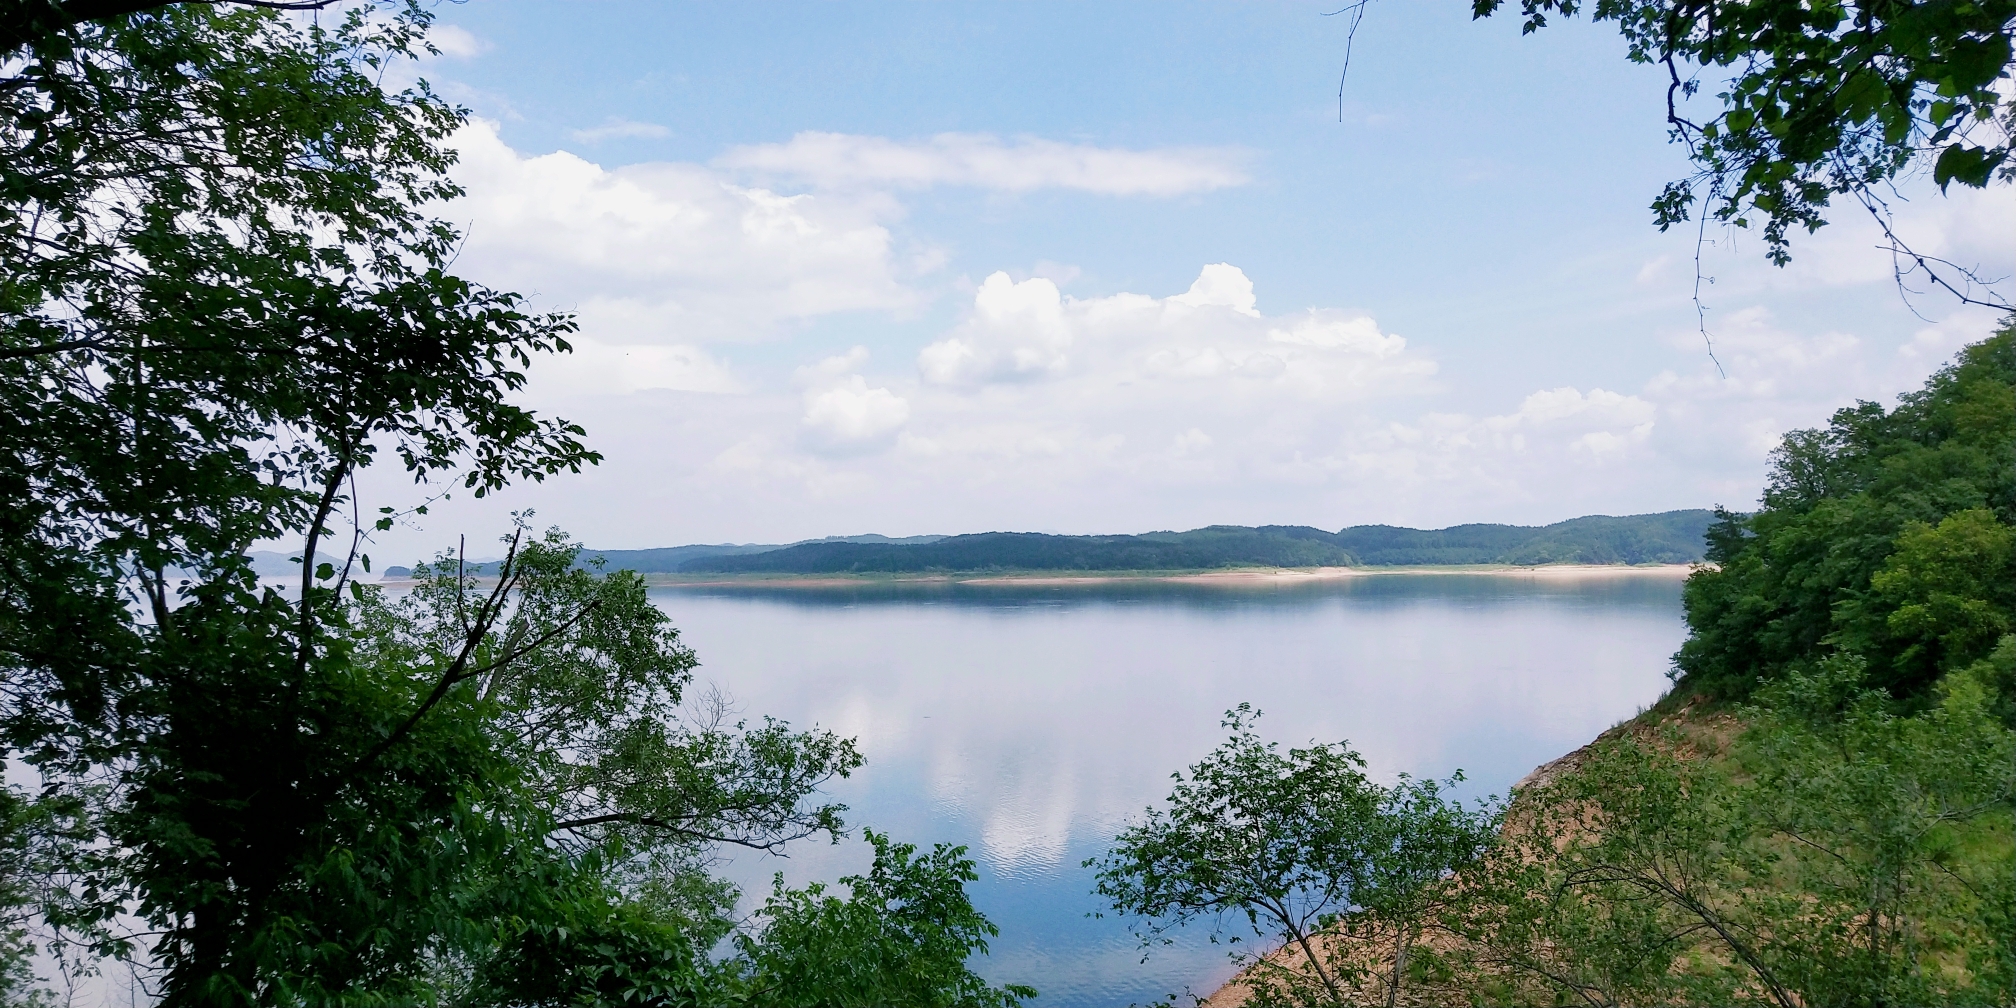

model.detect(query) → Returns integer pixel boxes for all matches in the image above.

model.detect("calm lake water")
[651,574,1687,1007]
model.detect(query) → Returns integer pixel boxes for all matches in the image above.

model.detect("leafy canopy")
[0,4,1032,1004]
[1474,0,2015,269]
[1677,322,2015,701]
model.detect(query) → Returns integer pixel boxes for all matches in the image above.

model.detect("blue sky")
[358,0,2011,556]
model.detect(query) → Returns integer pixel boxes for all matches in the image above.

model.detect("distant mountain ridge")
[674,510,1714,576]
[380,534,944,578]
[1333,510,1717,566]
[379,511,1713,578]
[572,534,945,574]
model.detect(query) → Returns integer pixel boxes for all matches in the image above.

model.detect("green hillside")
[1333,510,1715,566]
[576,534,944,574]
[384,534,943,578]
[682,525,1354,574]
[678,510,1713,575]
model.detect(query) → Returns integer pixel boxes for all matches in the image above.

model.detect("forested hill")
[381,534,943,578]
[674,510,1714,575]
[1334,510,1717,566]
[574,534,943,574]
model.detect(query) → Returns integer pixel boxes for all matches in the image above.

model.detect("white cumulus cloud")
[351,254,1998,554]
[803,376,911,452]
[917,264,1423,397]
[444,119,923,386]
[717,131,1250,196]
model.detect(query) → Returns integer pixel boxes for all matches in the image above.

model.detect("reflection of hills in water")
[667,578,1686,1006]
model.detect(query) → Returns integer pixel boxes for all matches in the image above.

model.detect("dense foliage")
[1677,323,2016,701]
[1104,653,2014,1007]
[1442,657,2015,1007]
[730,831,1037,1007]
[0,5,1028,1004]
[1475,0,2015,269]
[0,3,588,999]
[677,512,1712,575]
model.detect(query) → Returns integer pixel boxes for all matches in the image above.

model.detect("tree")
[1472,0,2013,298]
[0,2,601,998]
[1087,706,1497,1007]
[1354,774,1499,1008]
[1677,324,2016,701]
[729,831,1038,1008]
[1458,728,1788,1007]
[1451,658,2015,1007]
[0,0,337,54]
[355,527,863,861]
[1,5,1032,1002]
[346,527,866,997]
[1739,657,2016,1005]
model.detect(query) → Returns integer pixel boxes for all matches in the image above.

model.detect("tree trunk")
[1288,927,1346,1006]
[1386,921,1410,1008]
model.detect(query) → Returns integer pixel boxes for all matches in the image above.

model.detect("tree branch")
[345,528,524,776]
[3,0,337,55]
[547,812,802,853]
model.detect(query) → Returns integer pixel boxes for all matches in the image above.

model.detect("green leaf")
[1932,143,2002,189]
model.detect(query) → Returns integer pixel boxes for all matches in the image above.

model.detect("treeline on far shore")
[382,509,1716,577]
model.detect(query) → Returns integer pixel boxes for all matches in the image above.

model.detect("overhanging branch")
[3,0,338,55]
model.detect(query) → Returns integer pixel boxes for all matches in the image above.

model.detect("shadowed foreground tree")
[1,3,1033,1002]
[1,1,596,997]
[729,831,1038,1008]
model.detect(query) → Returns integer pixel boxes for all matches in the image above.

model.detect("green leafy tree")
[1677,324,2016,701]
[1454,658,2015,1006]
[729,831,1037,1008]
[1740,657,2016,1005]
[355,527,863,864]
[1088,706,1497,1007]
[0,3,601,1000]
[1472,0,2013,291]
[1354,774,1499,1008]
[1459,731,1783,1007]
[1838,508,2016,684]
[346,527,866,999]
[1,5,1029,1004]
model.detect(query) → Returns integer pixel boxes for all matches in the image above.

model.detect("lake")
[651,572,1688,1006]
